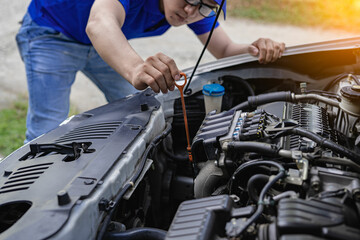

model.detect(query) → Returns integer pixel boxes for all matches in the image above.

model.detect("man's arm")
[197,26,285,64]
[86,0,180,93]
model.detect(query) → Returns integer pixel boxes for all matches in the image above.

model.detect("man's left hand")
[248,38,286,64]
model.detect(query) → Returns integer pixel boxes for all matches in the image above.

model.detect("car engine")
[1,40,360,240]
[164,77,360,240]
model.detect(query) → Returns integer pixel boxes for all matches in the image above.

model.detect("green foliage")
[228,0,360,33]
[0,97,79,158]
[0,97,27,158]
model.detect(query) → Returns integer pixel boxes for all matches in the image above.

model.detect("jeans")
[16,13,138,143]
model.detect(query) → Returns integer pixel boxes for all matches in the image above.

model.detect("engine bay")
[165,74,360,240]
[1,41,360,240]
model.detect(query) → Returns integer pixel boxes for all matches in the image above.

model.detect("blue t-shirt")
[28,0,219,44]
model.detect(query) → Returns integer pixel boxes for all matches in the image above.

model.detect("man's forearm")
[221,43,252,58]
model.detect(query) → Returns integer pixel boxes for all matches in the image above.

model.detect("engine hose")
[229,160,284,194]
[247,174,270,202]
[103,227,166,240]
[96,123,172,240]
[294,94,339,107]
[289,127,360,165]
[194,161,225,198]
[225,141,280,156]
[272,191,297,201]
[314,157,360,173]
[231,91,341,112]
[230,91,293,111]
[228,161,286,237]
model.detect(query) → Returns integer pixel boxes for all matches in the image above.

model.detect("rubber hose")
[227,142,280,156]
[236,169,285,236]
[247,174,270,202]
[194,160,224,198]
[231,91,293,111]
[104,227,167,240]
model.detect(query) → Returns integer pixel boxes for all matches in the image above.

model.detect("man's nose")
[184,4,199,16]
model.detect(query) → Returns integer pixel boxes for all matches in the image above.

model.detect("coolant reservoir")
[340,85,360,116]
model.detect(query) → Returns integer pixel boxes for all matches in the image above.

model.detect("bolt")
[300,82,307,94]
[57,190,71,206]
[311,180,320,192]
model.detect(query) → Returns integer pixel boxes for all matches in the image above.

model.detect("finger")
[256,40,267,64]
[146,67,168,94]
[142,73,160,93]
[271,43,281,62]
[154,54,176,91]
[145,55,171,93]
[157,53,180,91]
[264,40,275,64]
[147,56,173,93]
[132,65,154,90]
[138,63,163,93]
[279,43,286,58]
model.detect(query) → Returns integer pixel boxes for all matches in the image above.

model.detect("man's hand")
[131,53,181,94]
[248,38,285,64]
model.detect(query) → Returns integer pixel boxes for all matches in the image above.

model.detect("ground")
[0,0,356,113]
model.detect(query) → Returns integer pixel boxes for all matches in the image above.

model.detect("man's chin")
[171,22,183,27]
[166,15,186,26]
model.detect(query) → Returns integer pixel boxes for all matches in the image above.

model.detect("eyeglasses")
[184,0,218,18]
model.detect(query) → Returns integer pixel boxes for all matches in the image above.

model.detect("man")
[16,0,285,142]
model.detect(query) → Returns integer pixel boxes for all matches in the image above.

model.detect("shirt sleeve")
[187,16,220,35]
[118,0,130,14]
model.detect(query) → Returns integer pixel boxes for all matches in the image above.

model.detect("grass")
[0,97,27,158]
[0,96,78,158]
[227,0,360,33]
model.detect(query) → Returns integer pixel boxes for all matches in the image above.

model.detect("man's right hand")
[131,53,181,94]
